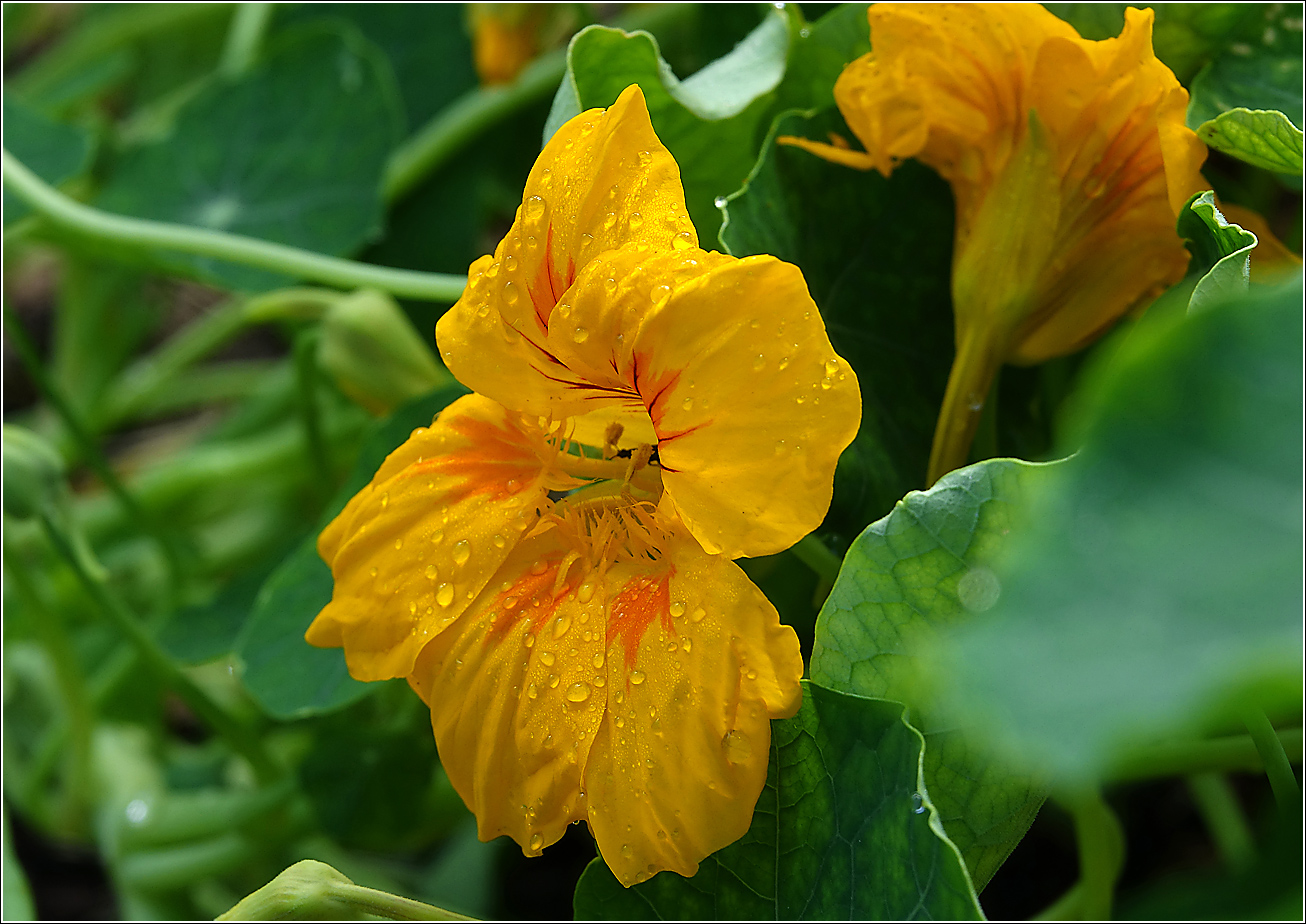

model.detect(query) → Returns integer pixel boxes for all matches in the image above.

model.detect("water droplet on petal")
[722,729,753,763]
[394,538,403,550]
[603,212,617,230]
[638,150,652,165]
[621,844,633,858]
[504,254,518,273]
[566,682,592,703]
[690,607,706,623]
[548,674,559,688]
[681,397,693,411]
[578,582,595,604]
[530,833,543,850]
[753,354,766,371]
[672,231,694,251]
[630,670,645,685]
[436,583,455,607]
[431,529,445,545]
[628,212,643,231]
[604,277,618,295]
[524,195,546,222]
[425,564,439,580]
[452,540,471,565]
[493,534,506,548]
[593,652,605,668]
[540,651,556,667]
[380,492,389,508]
[669,601,685,618]
[573,327,589,343]
[503,281,520,305]
[553,615,571,638]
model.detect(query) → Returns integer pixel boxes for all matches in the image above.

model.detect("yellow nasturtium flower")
[307,86,861,886]
[781,3,1208,484]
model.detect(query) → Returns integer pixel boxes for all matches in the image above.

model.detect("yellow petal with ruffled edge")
[583,526,801,885]
[408,528,609,855]
[406,514,801,884]
[533,247,861,559]
[437,84,698,417]
[308,395,554,680]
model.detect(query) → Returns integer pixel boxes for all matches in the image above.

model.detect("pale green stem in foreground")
[1187,772,1255,871]
[792,533,842,585]
[1037,789,1125,921]
[2,149,466,302]
[219,3,275,79]
[1243,709,1300,807]
[1106,727,1303,781]
[37,510,280,783]
[219,859,473,921]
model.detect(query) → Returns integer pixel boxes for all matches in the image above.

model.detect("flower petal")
[583,528,803,885]
[437,84,698,417]
[308,395,549,680]
[408,529,608,855]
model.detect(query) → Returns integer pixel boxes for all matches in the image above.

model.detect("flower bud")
[317,289,449,416]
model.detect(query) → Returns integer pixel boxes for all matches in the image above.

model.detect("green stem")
[332,883,472,922]
[1243,709,1300,807]
[219,3,275,79]
[791,533,842,585]
[2,148,466,302]
[121,360,280,421]
[1037,789,1125,920]
[293,328,332,490]
[2,551,95,830]
[1106,728,1303,781]
[927,325,1001,487]
[3,302,186,587]
[382,1,698,203]
[37,511,280,783]
[1187,773,1255,871]
[101,296,251,425]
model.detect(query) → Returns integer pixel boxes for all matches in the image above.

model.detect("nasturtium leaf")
[544,3,874,243]
[1044,4,1272,84]
[720,108,956,535]
[1196,107,1305,175]
[1177,190,1258,312]
[545,11,789,240]
[572,683,982,921]
[921,277,1304,785]
[280,3,477,130]
[772,3,870,115]
[3,93,93,225]
[236,384,466,718]
[1187,50,1304,133]
[159,547,290,665]
[810,458,1055,891]
[95,22,403,292]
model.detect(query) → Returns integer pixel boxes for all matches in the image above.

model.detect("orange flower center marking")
[486,557,570,643]
[606,569,675,672]
[410,413,543,504]
[527,225,577,333]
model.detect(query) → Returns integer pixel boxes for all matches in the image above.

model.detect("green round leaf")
[95,22,404,292]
